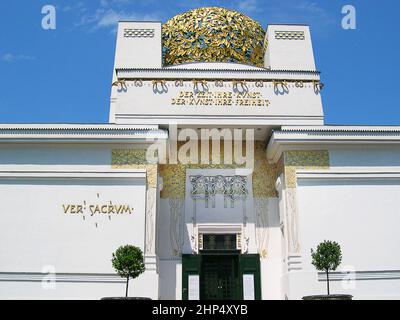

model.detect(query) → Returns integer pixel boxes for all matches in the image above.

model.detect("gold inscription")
[63,203,133,216]
[171,91,270,107]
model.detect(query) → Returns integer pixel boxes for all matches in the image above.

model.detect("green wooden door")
[239,254,262,300]
[182,254,201,300]
[182,253,261,300]
[200,254,240,300]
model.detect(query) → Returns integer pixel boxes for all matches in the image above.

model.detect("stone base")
[101,297,152,300]
[302,294,353,300]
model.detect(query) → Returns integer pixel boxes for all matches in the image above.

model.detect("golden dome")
[162,7,266,67]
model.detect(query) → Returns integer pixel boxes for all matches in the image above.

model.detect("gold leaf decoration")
[162,7,266,67]
[284,151,330,188]
[252,143,278,198]
[111,149,158,188]
[159,142,278,199]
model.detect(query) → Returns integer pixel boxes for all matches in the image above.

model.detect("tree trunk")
[125,276,129,297]
[326,270,330,295]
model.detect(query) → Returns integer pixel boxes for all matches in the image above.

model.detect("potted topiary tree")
[102,245,149,300]
[303,240,352,300]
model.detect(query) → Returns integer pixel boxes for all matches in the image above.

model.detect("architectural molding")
[0,169,146,180]
[115,114,324,127]
[297,170,400,181]
[318,270,400,281]
[169,198,184,258]
[0,124,167,143]
[145,188,157,255]
[116,68,321,81]
[267,126,400,163]
[283,150,330,188]
[254,197,270,258]
[287,254,302,272]
[285,188,300,254]
[0,272,125,283]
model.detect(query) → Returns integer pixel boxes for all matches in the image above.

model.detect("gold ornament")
[162,7,266,67]
[284,150,330,188]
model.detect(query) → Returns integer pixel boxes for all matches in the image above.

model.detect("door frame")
[200,251,241,300]
[182,253,261,300]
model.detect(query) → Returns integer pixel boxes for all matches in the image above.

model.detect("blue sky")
[0,0,398,125]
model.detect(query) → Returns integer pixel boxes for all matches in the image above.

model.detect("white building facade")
[1,7,400,300]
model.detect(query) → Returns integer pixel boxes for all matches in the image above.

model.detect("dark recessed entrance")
[200,253,240,300]
[182,234,261,300]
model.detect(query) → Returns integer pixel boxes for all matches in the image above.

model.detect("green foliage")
[112,245,145,280]
[311,240,342,272]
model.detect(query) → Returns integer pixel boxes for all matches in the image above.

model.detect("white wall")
[158,260,182,300]
[259,198,282,300]
[329,145,400,169]
[0,178,146,273]
[0,143,158,299]
[113,79,324,126]
[0,174,151,299]
[265,25,316,71]
[292,176,400,300]
[114,21,162,70]
[0,143,139,171]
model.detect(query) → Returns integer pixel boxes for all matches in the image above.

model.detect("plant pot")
[302,294,353,300]
[101,297,152,300]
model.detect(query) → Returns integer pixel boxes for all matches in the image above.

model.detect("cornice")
[267,126,400,163]
[116,68,321,81]
[117,67,320,74]
[280,125,400,133]
[0,124,168,143]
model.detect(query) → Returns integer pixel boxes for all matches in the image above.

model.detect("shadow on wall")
[0,144,112,166]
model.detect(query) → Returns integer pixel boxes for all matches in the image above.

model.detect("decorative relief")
[159,141,278,200]
[159,164,186,199]
[162,7,266,67]
[273,80,289,95]
[198,233,203,251]
[236,233,242,250]
[112,149,158,257]
[112,149,147,165]
[190,234,197,254]
[252,143,278,198]
[145,188,156,254]
[254,197,270,258]
[193,80,209,94]
[159,141,244,200]
[113,143,280,198]
[284,150,329,188]
[279,151,329,256]
[275,31,305,40]
[111,149,157,188]
[190,175,248,208]
[286,188,300,253]
[152,80,168,94]
[277,155,285,178]
[242,236,250,254]
[124,28,155,38]
[169,198,184,258]
[145,164,158,189]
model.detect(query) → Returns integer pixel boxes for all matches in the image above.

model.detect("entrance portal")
[182,234,261,300]
[201,254,240,300]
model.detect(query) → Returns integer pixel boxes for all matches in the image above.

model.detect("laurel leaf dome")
[162,7,266,67]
